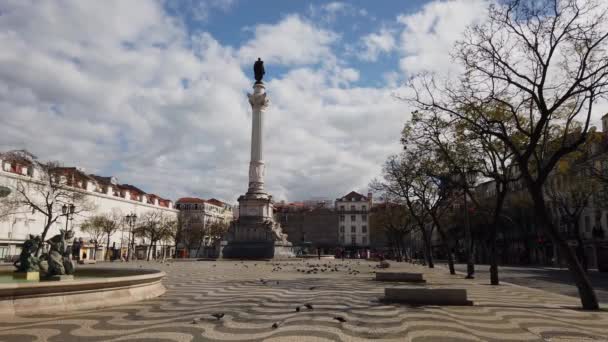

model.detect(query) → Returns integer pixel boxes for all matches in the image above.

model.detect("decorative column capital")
[247,83,270,111]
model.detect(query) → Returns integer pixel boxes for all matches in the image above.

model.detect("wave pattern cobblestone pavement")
[0,260,607,341]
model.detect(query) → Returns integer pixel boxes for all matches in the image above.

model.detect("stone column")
[247,82,269,194]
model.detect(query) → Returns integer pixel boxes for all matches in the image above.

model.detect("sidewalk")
[1,260,607,341]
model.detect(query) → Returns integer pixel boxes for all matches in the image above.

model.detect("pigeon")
[333,316,346,323]
[309,286,316,290]
[272,322,280,329]
[191,318,199,324]
[276,281,279,285]
[295,306,300,312]
[212,313,225,320]
[304,303,313,310]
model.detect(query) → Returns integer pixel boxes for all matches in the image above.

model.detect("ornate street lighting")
[61,203,76,232]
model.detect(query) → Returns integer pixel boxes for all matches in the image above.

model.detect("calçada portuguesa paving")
[0,260,607,342]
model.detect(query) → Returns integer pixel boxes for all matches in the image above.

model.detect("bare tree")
[403,109,519,284]
[134,211,176,261]
[407,0,608,309]
[80,216,105,260]
[372,151,455,273]
[0,150,95,254]
[80,210,122,260]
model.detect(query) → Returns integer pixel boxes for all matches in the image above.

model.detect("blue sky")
[0,0,492,202]
[165,0,428,86]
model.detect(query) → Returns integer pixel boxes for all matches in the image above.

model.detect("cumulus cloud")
[237,15,339,67]
[0,0,409,203]
[359,28,396,62]
[309,2,368,23]
[397,0,488,74]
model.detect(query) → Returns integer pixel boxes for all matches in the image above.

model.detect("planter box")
[376,272,425,283]
[383,288,472,306]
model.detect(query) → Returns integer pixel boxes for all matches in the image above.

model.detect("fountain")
[1,233,165,316]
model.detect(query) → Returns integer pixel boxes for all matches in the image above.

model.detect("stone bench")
[375,272,426,283]
[383,288,473,306]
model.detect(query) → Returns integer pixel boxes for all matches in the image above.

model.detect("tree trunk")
[490,188,507,286]
[574,221,588,272]
[106,232,111,261]
[436,228,455,275]
[37,217,53,256]
[530,188,599,310]
[147,241,153,261]
[419,224,434,268]
[463,190,475,278]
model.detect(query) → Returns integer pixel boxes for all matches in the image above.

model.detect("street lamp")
[61,203,76,232]
[125,213,137,261]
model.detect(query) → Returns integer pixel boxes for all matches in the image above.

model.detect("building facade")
[335,191,372,248]
[0,153,178,261]
[175,197,233,258]
[274,203,339,252]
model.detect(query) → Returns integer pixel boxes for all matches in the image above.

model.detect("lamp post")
[125,213,137,261]
[61,203,75,259]
[61,203,75,232]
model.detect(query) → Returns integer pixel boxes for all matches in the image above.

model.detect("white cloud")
[0,0,409,203]
[309,2,368,23]
[237,15,339,66]
[359,28,396,62]
[165,0,237,23]
[397,0,488,74]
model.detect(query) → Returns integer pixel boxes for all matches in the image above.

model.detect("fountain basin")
[0,267,166,316]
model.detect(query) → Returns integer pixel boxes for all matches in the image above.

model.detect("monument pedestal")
[48,275,74,281]
[221,192,294,259]
[13,272,40,281]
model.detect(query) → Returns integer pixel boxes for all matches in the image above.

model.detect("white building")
[336,191,372,247]
[175,197,234,258]
[0,154,178,261]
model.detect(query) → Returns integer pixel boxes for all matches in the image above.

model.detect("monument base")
[220,240,294,260]
[47,275,74,281]
[13,272,40,281]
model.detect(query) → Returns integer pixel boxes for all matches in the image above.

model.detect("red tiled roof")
[207,198,225,206]
[176,197,206,204]
[119,184,146,194]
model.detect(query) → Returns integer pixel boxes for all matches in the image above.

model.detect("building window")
[362,205,367,212]
[362,214,367,221]
[351,226,356,233]
[351,205,356,211]
[339,226,344,233]
[340,205,345,211]
[340,215,345,222]
[351,236,356,244]
[362,226,367,233]
[351,215,356,221]
[362,237,367,245]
